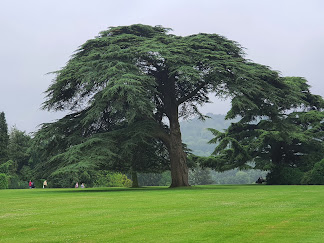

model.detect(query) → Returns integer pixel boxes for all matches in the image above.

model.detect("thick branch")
[151,124,171,150]
[176,82,206,105]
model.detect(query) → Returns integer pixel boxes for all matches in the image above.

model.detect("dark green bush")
[301,171,312,185]
[302,159,324,185]
[8,175,27,189]
[49,171,78,188]
[266,167,304,185]
[0,173,8,189]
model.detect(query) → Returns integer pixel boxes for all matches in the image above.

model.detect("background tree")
[41,24,293,187]
[0,112,9,163]
[0,125,33,188]
[202,77,324,184]
[8,127,32,172]
[8,127,32,187]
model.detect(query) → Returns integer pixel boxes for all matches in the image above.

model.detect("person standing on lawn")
[43,180,47,188]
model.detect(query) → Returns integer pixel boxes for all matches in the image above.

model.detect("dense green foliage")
[8,127,32,172]
[0,160,16,175]
[0,120,34,189]
[93,171,132,187]
[266,167,304,185]
[302,159,324,185]
[0,173,8,189]
[1,186,324,242]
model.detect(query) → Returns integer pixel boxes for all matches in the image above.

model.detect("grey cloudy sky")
[1,0,323,133]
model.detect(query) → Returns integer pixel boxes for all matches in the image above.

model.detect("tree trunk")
[131,171,139,188]
[168,114,190,187]
[157,71,190,187]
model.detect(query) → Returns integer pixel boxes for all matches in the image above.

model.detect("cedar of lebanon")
[43,24,286,187]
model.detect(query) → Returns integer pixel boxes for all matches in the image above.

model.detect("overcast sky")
[1,0,323,133]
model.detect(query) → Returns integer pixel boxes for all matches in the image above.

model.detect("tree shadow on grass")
[33,185,240,194]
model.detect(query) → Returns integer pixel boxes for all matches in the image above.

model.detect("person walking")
[43,180,47,188]
[29,180,32,189]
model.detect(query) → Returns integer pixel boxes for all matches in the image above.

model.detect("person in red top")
[29,180,32,189]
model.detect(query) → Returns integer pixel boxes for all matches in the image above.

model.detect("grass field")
[0,185,323,242]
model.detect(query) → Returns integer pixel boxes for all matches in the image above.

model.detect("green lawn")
[0,185,323,242]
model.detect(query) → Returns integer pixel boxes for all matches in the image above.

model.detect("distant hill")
[180,113,238,156]
[180,113,267,184]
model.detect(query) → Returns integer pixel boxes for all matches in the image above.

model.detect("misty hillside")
[180,114,267,184]
[180,113,238,156]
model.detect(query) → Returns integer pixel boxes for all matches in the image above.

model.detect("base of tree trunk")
[131,171,139,188]
[169,183,191,188]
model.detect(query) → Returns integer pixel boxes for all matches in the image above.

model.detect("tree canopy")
[40,24,302,187]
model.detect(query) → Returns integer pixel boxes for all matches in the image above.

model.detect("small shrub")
[94,171,131,187]
[121,174,132,187]
[106,173,127,187]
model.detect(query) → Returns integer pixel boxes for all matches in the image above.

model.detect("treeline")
[4,110,323,188]
[0,112,134,189]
